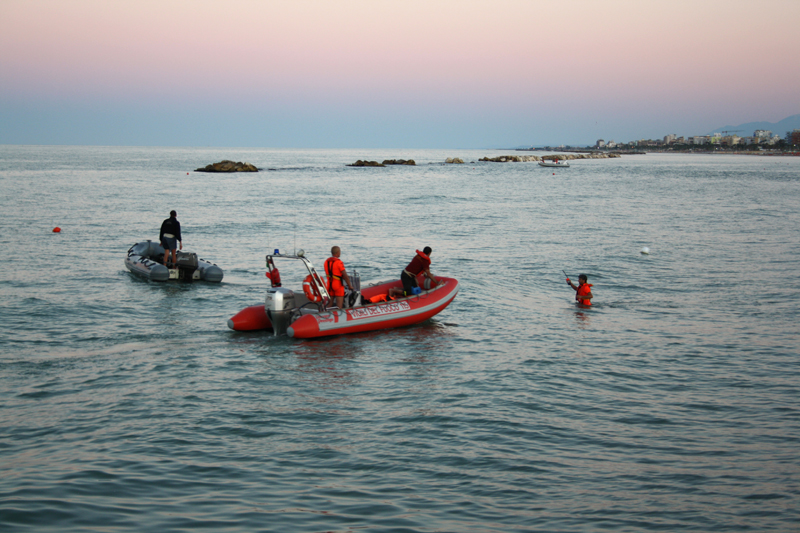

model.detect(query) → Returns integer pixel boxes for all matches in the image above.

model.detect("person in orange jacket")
[324,246,354,308]
[566,273,593,306]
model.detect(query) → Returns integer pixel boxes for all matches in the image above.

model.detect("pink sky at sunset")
[2,0,799,147]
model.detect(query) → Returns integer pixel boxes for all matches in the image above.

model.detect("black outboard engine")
[174,251,199,281]
[266,287,296,336]
[343,270,361,308]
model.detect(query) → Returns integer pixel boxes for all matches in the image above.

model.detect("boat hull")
[125,241,223,282]
[227,276,458,339]
[289,278,458,338]
[227,304,272,331]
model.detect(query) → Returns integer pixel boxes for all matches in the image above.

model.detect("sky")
[2,0,799,148]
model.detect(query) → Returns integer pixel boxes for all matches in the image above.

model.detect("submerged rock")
[195,160,258,172]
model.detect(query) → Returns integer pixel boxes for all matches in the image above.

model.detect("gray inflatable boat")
[125,240,223,282]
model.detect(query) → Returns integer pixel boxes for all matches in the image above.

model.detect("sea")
[1,146,798,532]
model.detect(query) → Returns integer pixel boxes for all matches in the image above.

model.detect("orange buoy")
[53,227,61,233]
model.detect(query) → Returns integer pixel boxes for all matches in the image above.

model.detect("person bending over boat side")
[388,247,438,299]
[566,273,593,306]
[324,246,353,308]
[159,210,182,267]
[266,257,281,287]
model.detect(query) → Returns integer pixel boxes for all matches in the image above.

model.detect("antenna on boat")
[293,213,297,255]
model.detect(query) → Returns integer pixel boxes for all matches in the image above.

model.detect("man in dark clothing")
[159,210,182,266]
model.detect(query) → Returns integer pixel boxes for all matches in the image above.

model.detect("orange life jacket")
[405,250,431,276]
[576,283,593,306]
[324,257,345,292]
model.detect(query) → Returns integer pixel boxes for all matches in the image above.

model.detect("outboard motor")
[343,269,361,308]
[175,251,199,281]
[266,287,296,336]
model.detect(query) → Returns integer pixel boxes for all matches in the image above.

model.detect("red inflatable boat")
[228,251,458,339]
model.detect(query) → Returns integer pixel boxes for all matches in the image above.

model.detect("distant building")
[790,130,800,146]
[596,139,606,148]
[754,129,772,140]
[664,134,676,144]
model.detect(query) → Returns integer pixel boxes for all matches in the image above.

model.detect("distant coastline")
[512,147,800,156]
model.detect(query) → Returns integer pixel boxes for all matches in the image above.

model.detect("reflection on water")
[292,338,361,391]
[1,147,799,532]
[572,309,591,328]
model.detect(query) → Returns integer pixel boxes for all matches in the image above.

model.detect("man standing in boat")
[324,246,354,308]
[389,247,438,299]
[159,210,182,267]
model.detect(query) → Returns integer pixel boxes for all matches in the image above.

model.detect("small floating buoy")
[53,227,61,233]
[640,247,650,255]
[187,172,189,175]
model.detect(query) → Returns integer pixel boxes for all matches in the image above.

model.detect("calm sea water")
[1,146,799,532]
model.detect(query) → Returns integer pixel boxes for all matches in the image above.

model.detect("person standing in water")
[566,273,593,306]
[159,210,182,267]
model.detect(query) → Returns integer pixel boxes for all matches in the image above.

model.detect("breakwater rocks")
[347,153,619,167]
[348,159,416,167]
[195,160,258,172]
[348,160,384,167]
[479,153,620,163]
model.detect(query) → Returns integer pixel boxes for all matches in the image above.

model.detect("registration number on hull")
[347,301,411,320]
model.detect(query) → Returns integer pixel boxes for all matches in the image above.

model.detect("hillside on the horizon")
[708,114,800,137]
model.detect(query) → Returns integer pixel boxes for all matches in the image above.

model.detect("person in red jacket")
[389,247,438,299]
[324,246,353,308]
[265,257,281,287]
[566,273,593,306]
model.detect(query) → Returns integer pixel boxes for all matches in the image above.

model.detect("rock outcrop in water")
[478,153,620,163]
[382,159,416,165]
[195,160,258,172]
[348,160,385,167]
[445,158,464,164]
